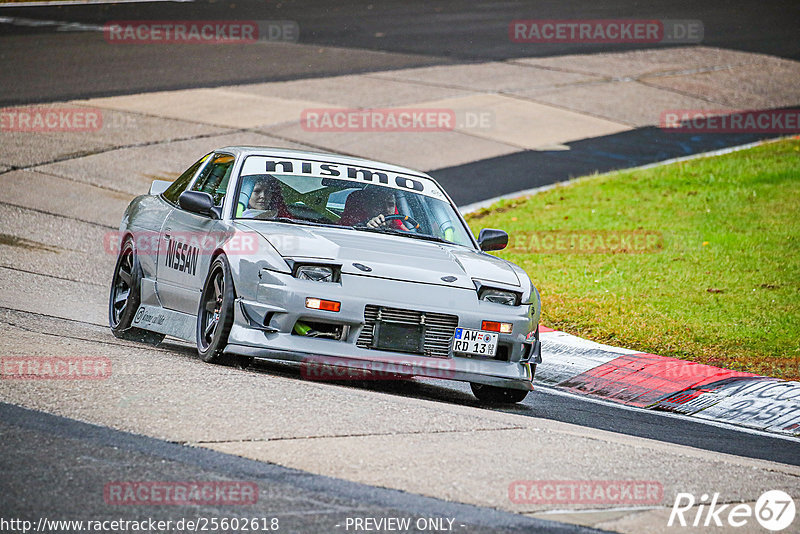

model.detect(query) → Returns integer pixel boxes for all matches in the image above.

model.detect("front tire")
[470,382,529,404]
[197,255,237,365]
[108,237,165,345]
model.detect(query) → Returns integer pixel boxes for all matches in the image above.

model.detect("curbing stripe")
[538,334,800,436]
[693,389,800,435]
[536,343,621,385]
[540,330,639,355]
[690,379,800,434]
[560,353,758,407]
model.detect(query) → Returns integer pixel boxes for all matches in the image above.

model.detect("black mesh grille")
[356,305,458,358]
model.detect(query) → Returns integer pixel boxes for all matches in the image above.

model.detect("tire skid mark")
[0,198,115,229]
[0,308,174,353]
[0,124,241,177]
[193,425,526,445]
[0,264,104,287]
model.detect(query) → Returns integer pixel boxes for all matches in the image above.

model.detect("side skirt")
[131,304,196,342]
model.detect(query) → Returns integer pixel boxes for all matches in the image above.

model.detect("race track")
[1,2,799,533]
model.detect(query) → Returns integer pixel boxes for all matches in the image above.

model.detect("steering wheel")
[382,214,420,231]
[356,213,420,231]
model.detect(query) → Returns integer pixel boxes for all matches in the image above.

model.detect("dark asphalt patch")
[432,125,787,206]
[1,1,799,105]
[0,402,604,534]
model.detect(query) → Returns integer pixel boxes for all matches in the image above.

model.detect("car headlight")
[479,288,519,306]
[295,265,336,282]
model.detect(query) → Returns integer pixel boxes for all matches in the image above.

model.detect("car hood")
[237,221,520,289]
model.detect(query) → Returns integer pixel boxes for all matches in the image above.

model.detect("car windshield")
[233,156,475,248]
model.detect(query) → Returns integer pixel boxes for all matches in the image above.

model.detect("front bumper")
[225,270,539,390]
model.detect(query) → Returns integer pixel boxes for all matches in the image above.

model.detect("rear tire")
[470,382,529,404]
[108,237,165,346]
[197,255,237,365]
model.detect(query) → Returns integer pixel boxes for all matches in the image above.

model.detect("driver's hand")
[366,214,385,229]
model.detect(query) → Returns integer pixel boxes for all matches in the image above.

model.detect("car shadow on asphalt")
[155,337,540,412]
[243,357,539,413]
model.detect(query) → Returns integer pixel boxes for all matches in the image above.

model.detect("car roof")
[217,146,434,180]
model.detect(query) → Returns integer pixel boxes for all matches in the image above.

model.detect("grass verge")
[466,138,800,379]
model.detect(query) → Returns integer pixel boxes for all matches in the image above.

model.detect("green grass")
[466,138,800,379]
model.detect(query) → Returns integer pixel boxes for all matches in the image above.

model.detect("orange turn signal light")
[481,320,512,334]
[305,297,341,312]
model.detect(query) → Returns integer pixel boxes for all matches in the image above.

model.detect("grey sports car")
[109,147,542,403]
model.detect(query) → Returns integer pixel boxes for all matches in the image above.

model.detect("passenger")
[241,177,290,219]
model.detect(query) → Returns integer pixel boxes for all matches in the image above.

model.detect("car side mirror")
[179,191,219,219]
[478,228,508,251]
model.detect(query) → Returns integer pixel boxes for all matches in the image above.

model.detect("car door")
[142,154,211,281]
[156,153,236,314]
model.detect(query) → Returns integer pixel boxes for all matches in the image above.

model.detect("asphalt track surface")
[1,403,597,534]
[0,0,799,105]
[230,358,800,468]
[1,2,799,532]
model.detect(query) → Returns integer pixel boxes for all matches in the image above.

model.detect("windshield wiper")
[353,225,449,244]
[390,230,450,244]
[260,217,345,229]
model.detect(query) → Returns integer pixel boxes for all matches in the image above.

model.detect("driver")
[340,187,408,230]
[364,187,405,229]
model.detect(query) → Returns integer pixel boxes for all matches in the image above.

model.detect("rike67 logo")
[669,490,795,531]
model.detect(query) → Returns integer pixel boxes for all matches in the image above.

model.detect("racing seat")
[338,189,370,226]
[203,163,233,205]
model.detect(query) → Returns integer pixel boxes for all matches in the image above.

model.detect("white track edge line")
[532,505,664,515]
[0,0,192,7]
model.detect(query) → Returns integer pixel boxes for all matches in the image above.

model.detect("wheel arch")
[209,248,238,297]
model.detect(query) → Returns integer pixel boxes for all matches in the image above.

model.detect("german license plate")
[453,328,498,356]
